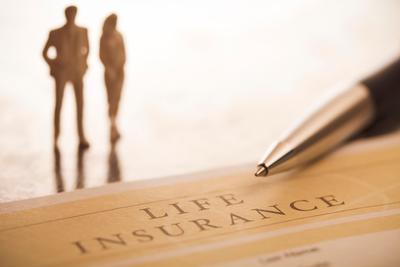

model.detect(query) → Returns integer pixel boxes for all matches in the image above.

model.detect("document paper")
[1,135,400,267]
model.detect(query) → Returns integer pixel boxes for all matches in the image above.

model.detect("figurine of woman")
[100,14,126,142]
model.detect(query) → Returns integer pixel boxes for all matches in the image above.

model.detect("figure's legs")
[54,75,66,147]
[72,77,90,149]
[113,69,124,118]
[104,70,114,119]
[105,69,124,142]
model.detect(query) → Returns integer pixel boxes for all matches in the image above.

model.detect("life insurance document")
[1,134,400,267]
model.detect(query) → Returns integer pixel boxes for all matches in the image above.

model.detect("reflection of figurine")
[107,141,122,183]
[53,146,87,192]
[76,147,87,189]
[100,14,126,142]
[53,146,64,192]
[43,6,90,149]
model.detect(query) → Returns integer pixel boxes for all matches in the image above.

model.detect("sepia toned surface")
[1,0,400,202]
[1,133,400,266]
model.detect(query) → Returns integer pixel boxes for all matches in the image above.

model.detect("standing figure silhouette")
[43,6,90,149]
[100,14,126,142]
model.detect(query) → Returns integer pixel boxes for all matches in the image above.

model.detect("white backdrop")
[0,0,399,201]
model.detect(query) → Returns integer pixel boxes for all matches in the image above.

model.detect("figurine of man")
[43,6,90,148]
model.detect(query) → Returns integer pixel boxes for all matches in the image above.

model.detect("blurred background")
[1,0,400,202]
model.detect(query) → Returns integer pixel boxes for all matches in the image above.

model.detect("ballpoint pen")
[255,56,400,177]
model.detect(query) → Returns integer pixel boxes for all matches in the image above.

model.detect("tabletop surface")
[1,0,400,202]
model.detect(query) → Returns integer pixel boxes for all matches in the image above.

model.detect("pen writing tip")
[255,165,268,177]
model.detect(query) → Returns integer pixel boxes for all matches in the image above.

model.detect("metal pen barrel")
[256,84,375,176]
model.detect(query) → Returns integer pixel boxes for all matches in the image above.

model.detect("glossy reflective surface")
[1,0,400,202]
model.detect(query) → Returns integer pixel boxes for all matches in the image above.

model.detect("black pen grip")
[362,57,400,119]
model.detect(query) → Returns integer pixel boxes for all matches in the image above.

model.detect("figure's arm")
[83,28,89,60]
[99,36,107,65]
[120,34,126,66]
[99,35,115,67]
[42,32,53,65]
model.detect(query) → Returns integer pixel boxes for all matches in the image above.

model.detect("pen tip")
[255,165,268,177]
